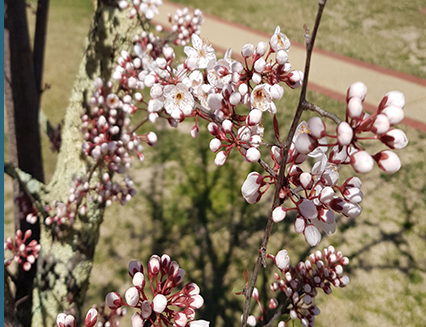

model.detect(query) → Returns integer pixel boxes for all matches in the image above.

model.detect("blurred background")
[4,0,426,326]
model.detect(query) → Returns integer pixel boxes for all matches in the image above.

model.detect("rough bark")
[30,2,138,326]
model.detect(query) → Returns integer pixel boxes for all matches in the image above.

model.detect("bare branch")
[241,1,328,326]
[304,101,342,125]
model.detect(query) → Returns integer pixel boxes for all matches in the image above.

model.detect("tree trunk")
[31,2,138,326]
[4,1,45,325]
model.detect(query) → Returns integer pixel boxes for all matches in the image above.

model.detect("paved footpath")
[154,1,426,132]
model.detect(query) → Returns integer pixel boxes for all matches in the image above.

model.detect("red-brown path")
[153,1,426,132]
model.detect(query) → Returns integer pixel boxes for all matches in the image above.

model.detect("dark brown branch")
[241,1,328,326]
[4,1,46,324]
[33,0,50,97]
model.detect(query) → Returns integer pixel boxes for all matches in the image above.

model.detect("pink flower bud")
[214,151,227,166]
[207,122,220,136]
[308,117,326,139]
[246,147,261,162]
[247,315,257,327]
[344,176,362,189]
[319,186,334,204]
[300,172,313,189]
[371,114,390,134]
[275,249,290,270]
[124,287,139,307]
[290,310,298,320]
[189,294,204,309]
[129,260,143,278]
[132,271,145,289]
[276,50,288,64]
[209,138,222,153]
[183,282,200,296]
[381,105,404,125]
[221,120,233,133]
[343,187,363,203]
[272,206,287,223]
[153,294,168,313]
[146,132,157,147]
[340,275,350,286]
[255,41,268,56]
[207,94,223,111]
[346,97,363,119]
[380,90,405,110]
[246,109,263,126]
[105,292,123,309]
[342,202,362,218]
[64,315,76,327]
[131,312,144,327]
[84,308,98,327]
[229,92,241,106]
[337,122,353,146]
[163,46,175,60]
[380,129,408,149]
[144,74,156,88]
[191,125,199,138]
[175,312,188,327]
[241,172,264,204]
[57,313,67,327]
[252,72,262,84]
[239,83,248,96]
[319,208,335,224]
[373,150,401,174]
[350,151,374,173]
[298,199,318,219]
[304,225,321,247]
[168,261,180,279]
[347,81,367,101]
[254,58,266,73]
[241,43,254,58]
[294,216,305,233]
[287,70,303,89]
[141,300,152,319]
[268,298,278,309]
[174,268,185,286]
[148,255,161,277]
[295,133,318,154]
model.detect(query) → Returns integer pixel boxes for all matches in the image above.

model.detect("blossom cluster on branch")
[57,255,208,327]
[4,229,41,271]
[241,246,349,327]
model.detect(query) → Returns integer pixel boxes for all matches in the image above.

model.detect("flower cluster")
[118,0,163,20]
[57,304,126,327]
[168,7,203,46]
[245,246,348,327]
[83,78,149,171]
[103,255,207,327]
[4,229,41,271]
[14,191,38,224]
[241,82,408,247]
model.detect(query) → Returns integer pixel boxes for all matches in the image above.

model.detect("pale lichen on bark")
[31,3,139,326]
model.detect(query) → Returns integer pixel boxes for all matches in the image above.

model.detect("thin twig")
[4,163,47,216]
[241,1,328,326]
[304,101,341,125]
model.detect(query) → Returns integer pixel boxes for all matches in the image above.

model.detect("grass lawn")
[169,0,426,79]
[4,1,426,327]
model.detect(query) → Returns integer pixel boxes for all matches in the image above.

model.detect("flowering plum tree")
[4,0,409,327]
